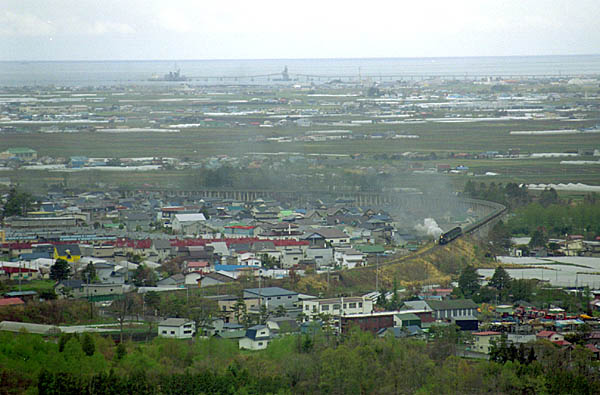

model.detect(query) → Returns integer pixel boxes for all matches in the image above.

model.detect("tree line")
[1,326,598,394]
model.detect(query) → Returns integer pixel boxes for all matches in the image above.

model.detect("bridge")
[183,72,598,84]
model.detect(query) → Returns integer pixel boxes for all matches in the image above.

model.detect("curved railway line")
[337,198,507,275]
[121,186,507,276]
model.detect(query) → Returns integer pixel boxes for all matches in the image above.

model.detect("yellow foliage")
[296,276,328,294]
[293,237,485,294]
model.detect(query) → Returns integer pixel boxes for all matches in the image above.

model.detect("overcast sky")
[2,0,599,60]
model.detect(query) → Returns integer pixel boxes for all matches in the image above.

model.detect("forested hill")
[2,328,598,394]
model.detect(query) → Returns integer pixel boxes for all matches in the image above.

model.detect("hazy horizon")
[3,53,600,63]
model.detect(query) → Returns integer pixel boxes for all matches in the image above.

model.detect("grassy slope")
[285,237,491,297]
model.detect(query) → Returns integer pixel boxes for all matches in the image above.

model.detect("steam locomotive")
[439,226,462,245]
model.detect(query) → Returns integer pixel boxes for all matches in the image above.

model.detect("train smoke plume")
[415,218,443,238]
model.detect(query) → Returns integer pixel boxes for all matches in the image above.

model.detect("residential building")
[172,213,206,234]
[239,325,271,350]
[199,272,235,288]
[157,273,185,287]
[424,299,478,321]
[224,223,256,237]
[536,330,565,343]
[121,212,153,232]
[203,319,245,337]
[158,318,196,339]
[507,333,536,344]
[303,228,350,247]
[8,216,77,229]
[280,248,303,268]
[395,312,422,328]
[378,326,425,338]
[152,239,174,261]
[53,244,81,263]
[185,272,203,286]
[341,312,395,334]
[94,261,126,284]
[0,298,25,308]
[243,287,298,310]
[0,147,37,161]
[473,331,502,354]
[55,280,123,300]
[207,295,260,324]
[334,248,365,269]
[3,291,38,302]
[0,266,40,281]
[301,296,373,320]
[266,317,299,334]
[305,247,334,267]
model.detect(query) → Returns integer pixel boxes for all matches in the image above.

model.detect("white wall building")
[301,296,373,320]
[281,248,303,268]
[158,318,196,339]
[334,248,365,269]
[171,213,206,234]
[239,325,271,350]
[305,247,334,268]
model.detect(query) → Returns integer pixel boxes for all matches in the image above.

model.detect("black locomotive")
[439,227,462,245]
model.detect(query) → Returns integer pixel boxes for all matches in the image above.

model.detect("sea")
[1,55,600,87]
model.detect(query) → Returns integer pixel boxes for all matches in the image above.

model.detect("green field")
[2,81,600,192]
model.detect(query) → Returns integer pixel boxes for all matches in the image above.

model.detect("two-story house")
[239,325,271,350]
[158,318,196,339]
[243,287,298,311]
[301,296,373,321]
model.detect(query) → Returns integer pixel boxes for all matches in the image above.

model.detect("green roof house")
[0,147,37,161]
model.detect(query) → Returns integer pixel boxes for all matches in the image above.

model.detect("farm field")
[1,79,599,192]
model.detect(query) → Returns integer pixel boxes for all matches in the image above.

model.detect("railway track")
[354,199,507,272]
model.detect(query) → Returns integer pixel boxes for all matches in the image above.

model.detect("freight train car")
[439,227,462,244]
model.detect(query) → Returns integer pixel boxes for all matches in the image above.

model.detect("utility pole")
[18,260,22,292]
[87,270,93,319]
[258,273,263,323]
[339,296,343,336]
[375,254,379,292]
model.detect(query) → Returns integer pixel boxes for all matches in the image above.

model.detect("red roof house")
[0,297,25,307]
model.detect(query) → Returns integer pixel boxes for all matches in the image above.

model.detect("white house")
[473,331,502,354]
[303,228,350,247]
[281,248,303,268]
[239,325,271,350]
[158,318,196,339]
[301,296,373,320]
[237,252,261,266]
[172,213,206,234]
[305,247,334,268]
[334,248,365,269]
[257,268,289,279]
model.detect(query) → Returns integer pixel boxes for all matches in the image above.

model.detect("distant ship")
[148,68,189,82]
